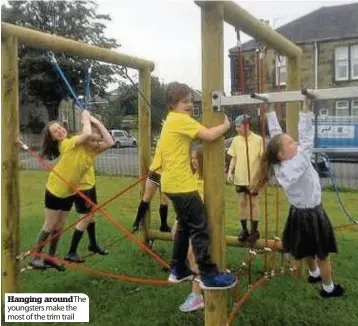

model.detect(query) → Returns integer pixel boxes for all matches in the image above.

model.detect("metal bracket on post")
[212,90,225,112]
[250,93,269,102]
[301,88,317,100]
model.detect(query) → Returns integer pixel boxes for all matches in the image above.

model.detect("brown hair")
[250,134,283,191]
[191,146,204,179]
[40,121,61,160]
[165,82,193,111]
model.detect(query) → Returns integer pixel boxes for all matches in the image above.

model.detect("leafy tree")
[107,76,167,133]
[1,1,120,119]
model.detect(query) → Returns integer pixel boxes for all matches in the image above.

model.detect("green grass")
[6,171,358,325]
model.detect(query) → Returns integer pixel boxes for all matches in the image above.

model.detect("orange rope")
[17,140,169,269]
[238,43,255,286]
[34,252,171,286]
[334,223,358,231]
[226,277,267,326]
[271,187,280,272]
[258,50,270,274]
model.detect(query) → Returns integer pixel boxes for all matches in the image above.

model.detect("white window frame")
[351,99,358,116]
[275,55,286,86]
[335,100,349,116]
[335,47,349,81]
[351,45,358,80]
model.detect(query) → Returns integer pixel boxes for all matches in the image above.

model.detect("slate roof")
[229,2,358,54]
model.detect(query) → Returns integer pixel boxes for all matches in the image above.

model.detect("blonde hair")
[191,146,203,179]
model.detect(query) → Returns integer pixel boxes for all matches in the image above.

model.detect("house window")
[335,100,349,116]
[275,55,286,86]
[335,45,358,81]
[335,47,349,81]
[351,45,358,79]
[351,100,358,116]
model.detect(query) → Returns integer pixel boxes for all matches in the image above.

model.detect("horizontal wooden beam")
[1,22,155,71]
[148,230,283,251]
[195,1,302,58]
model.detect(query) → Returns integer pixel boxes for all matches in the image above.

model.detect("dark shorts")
[147,171,161,187]
[45,189,75,211]
[74,186,98,214]
[235,185,258,196]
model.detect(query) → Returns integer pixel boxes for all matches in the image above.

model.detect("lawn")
[6,171,358,325]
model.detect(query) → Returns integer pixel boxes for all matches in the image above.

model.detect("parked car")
[109,129,137,148]
[224,137,331,178]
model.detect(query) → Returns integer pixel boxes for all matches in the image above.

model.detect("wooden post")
[147,230,283,251]
[201,2,227,326]
[138,68,151,243]
[1,35,20,298]
[286,57,301,140]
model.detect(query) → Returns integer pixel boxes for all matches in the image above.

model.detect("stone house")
[228,3,358,120]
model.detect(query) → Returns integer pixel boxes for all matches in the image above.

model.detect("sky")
[95,0,358,93]
[2,0,357,93]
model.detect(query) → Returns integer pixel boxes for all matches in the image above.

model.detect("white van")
[109,129,137,148]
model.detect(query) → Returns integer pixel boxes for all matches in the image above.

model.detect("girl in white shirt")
[251,97,344,298]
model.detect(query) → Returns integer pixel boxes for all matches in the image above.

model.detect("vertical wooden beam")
[138,68,151,242]
[201,2,227,326]
[1,35,20,298]
[286,56,301,140]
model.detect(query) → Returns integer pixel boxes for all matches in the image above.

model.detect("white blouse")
[266,111,321,208]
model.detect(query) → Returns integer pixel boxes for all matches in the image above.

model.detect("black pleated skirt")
[282,205,338,260]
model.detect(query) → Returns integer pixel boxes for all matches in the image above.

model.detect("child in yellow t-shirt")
[131,138,171,233]
[64,116,114,263]
[227,114,263,243]
[30,110,94,270]
[160,81,236,290]
[172,146,204,312]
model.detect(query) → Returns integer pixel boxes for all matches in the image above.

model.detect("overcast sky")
[2,0,357,93]
[96,0,357,93]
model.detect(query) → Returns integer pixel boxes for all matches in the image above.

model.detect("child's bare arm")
[301,97,311,113]
[298,97,314,156]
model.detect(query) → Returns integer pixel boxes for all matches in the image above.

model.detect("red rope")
[17,140,169,269]
[226,277,267,326]
[257,50,270,274]
[34,252,171,286]
[237,41,255,286]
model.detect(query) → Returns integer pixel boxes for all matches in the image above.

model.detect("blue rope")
[84,64,92,109]
[47,51,83,109]
[322,154,358,225]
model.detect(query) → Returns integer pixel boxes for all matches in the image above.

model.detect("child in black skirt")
[251,97,344,298]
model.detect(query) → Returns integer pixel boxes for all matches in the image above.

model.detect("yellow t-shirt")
[160,111,204,193]
[149,139,162,174]
[194,172,204,201]
[46,136,96,198]
[227,132,263,186]
[79,166,96,190]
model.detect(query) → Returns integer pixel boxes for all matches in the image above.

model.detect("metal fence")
[20,135,358,190]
